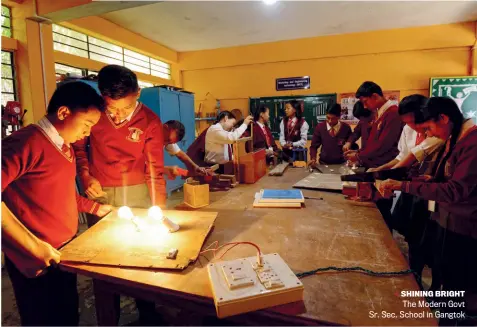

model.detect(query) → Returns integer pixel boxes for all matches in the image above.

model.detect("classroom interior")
[1,0,477,326]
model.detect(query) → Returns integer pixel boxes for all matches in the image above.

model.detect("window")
[52,24,171,79]
[1,5,11,38]
[138,80,154,89]
[1,51,17,106]
[55,63,85,78]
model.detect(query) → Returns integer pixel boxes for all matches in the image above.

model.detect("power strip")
[207,253,304,318]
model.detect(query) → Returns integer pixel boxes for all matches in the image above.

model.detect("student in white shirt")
[279,100,309,159]
[204,111,253,165]
[162,120,208,177]
[369,94,444,172]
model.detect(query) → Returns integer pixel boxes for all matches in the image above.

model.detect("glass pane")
[53,24,87,42]
[124,49,149,62]
[2,26,11,38]
[1,16,10,28]
[89,44,123,61]
[124,62,150,75]
[124,55,149,69]
[54,43,88,58]
[2,6,10,17]
[2,51,11,64]
[2,79,14,93]
[151,65,170,74]
[2,93,15,106]
[88,36,122,53]
[89,52,123,66]
[2,64,12,78]
[138,80,154,88]
[55,63,83,76]
[53,33,88,50]
[151,70,170,80]
[150,58,169,69]
[87,71,98,76]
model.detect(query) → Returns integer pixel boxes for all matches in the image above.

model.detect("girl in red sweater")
[379,97,477,325]
[2,81,110,326]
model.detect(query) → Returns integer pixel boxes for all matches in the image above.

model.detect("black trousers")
[375,198,394,231]
[5,256,79,326]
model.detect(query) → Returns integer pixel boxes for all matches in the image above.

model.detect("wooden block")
[184,182,210,208]
[292,161,307,168]
[253,199,302,208]
[209,164,219,172]
[269,162,289,176]
[238,149,267,184]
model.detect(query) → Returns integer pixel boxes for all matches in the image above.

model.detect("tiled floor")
[1,189,431,326]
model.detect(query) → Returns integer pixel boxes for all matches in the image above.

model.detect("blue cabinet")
[140,87,195,196]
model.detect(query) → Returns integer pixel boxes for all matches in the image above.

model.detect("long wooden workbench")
[61,169,436,326]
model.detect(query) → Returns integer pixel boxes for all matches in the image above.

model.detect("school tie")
[263,126,271,147]
[227,144,233,161]
[61,144,72,159]
[415,132,426,146]
[330,127,336,137]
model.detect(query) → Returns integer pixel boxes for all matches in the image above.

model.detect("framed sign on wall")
[430,76,477,123]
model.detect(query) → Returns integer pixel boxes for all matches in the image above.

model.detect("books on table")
[253,189,304,208]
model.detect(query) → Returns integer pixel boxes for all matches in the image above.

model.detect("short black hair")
[398,94,428,116]
[98,65,139,99]
[253,105,269,122]
[286,100,303,119]
[165,120,185,142]
[48,81,105,115]
[215,110,236,123]
[327,103,341,117]
[352,101,372,119]
[355,81,384,98]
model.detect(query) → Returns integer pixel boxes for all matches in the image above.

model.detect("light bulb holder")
[161,216,180,233]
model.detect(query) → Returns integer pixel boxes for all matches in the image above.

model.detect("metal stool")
[291,147,308,163]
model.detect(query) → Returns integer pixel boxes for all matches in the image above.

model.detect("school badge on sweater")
[127,127,143,142]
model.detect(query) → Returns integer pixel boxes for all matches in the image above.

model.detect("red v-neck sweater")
[310,121,352,164]
[73,103,167,206]
[2,125,99,249]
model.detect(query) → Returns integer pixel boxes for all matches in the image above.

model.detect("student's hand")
[342,142,352,152]
[243,115,254,125]
[376,179,402,198]
[165,166,179,179]
[83,175,105,199]
[367,167,380,172]
[96,204,112,218]
[412,175,433,182]
[26,240,61,277]
[344,150,358,162]
[195,166,208,175]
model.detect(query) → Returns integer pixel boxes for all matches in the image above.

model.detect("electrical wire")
[295,266,414,279]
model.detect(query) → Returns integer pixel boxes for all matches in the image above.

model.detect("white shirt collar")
[377,100,393,119]
[109,101,139,123]
[36,117,66,150]
[257,121,265,128]
[326,121,341,131]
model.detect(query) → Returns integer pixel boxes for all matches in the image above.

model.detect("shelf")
[195,117,215,121]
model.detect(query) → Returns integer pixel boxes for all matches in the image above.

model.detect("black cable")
[296,266,414,279]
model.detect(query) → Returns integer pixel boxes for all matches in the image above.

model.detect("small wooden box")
[238,149,267,184]
[184,182,209,208]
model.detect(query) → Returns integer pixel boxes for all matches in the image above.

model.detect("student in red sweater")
[344,81,404,168]
[252,106,278,163]
[1,81,110,326]
[343,101,373,152]
[379,97,477,325]
[310,104,352,165]
[73,65,166,210]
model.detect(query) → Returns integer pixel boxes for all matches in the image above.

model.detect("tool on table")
[304,196,324,200]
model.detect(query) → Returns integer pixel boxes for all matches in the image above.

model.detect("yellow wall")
[179,22,477,129]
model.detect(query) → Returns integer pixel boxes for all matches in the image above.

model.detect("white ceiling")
[102,1,477,52]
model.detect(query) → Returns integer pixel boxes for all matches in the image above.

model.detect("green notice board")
[430,76,477,123]
[249,94,337,139]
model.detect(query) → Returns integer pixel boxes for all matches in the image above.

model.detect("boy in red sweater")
[310,104,352,165]
[72,65,164,325]
[1,81,111,326]
[343,101,373,152]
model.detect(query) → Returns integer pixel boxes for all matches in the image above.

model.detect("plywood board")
[60,209,217,270]
[269,163,289,176]
[293,173,343,192]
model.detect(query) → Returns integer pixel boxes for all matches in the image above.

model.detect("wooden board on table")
[293,173,343,192]
[269,162,289,176]
[60,209,217,270]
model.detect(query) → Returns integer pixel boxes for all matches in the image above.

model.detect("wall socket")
[208,253,304,318]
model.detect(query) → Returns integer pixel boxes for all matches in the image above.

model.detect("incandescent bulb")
[118,206,134,220]
[263,0,277,5]
[148,206,163,220]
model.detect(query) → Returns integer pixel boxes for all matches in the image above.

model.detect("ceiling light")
[263,0,277,5]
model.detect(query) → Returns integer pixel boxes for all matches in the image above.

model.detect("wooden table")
[61,169,436,326]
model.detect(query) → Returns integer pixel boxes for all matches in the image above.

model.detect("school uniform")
[186,127,209,168]
[356,101,404,168]
[310,121,352,164]
[347,119,372,150]
[73,102,167,208]
[252,122,278,161]
[204,122,248,165]
[279,117,309,159]
[401,120,477,324]
[2,118,101,326]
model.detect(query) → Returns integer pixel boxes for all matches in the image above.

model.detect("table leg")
[93,279,120,326]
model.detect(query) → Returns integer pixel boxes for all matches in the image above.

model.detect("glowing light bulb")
[148,206,163,220]
[263,0,277,5]
[118,206,134,220]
